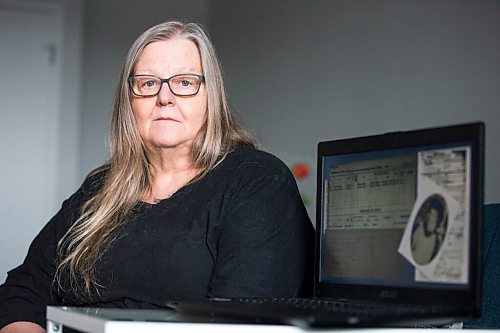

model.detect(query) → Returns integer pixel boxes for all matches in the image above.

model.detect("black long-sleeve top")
[0,144,314,329]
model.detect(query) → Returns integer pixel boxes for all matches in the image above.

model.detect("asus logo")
[379,290,398,298]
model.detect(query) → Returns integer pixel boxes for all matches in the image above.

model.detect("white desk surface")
[46,306,497,333]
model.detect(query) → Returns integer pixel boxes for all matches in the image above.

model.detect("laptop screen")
[316,123,483,301]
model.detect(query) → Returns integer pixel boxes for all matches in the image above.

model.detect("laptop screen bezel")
[314,122,484,313]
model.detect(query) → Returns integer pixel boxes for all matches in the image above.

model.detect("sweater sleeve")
[208,156,314,298]
[0,202,71,328]
[0,171,103,329]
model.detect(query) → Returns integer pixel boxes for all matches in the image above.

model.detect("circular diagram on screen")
[410,194,448,266]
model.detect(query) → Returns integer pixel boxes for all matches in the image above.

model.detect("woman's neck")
[143,146,199,203]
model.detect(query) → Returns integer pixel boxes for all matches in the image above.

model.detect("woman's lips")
[155,116,179,122]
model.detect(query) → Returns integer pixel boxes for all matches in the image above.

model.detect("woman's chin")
[148,139,193,151]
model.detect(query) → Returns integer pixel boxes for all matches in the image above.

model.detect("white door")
[0,2,61,283]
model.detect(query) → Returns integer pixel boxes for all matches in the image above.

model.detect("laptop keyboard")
[208,297,437,317]
[171,297,457,327]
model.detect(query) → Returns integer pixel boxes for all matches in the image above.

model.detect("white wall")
[0,0,84,282]
[57,0,84,200]
[209,0,500,217]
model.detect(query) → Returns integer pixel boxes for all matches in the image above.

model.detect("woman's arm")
[0,322,44,333]
[0,206,68,328]
[208,156,314,297]
[0,172,103,329]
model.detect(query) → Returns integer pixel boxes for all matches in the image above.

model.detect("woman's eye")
[143,80,157,88]
[180,80,192,87]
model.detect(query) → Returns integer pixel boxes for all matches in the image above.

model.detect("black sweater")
[0,144,314,328]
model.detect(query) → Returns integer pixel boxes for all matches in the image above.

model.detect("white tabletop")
[46,306,493,333]
[46,306,305,333]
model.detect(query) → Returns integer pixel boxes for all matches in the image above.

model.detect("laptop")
[170,122,485,328]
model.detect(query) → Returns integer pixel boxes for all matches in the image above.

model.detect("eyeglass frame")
[128,73,205,97]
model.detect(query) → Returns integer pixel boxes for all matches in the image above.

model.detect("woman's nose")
[156,82,176,106]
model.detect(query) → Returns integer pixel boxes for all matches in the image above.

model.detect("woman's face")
[427,208,438,231]
[131,38,207,152]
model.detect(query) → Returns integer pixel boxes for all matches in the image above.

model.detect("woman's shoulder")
[223,143,292,179]
[78,165,110,197]
[227,143,284,163]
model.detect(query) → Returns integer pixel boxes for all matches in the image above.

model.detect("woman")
[0,21,313,332]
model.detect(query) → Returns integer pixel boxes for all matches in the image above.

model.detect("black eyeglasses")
[128,74,205,97]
